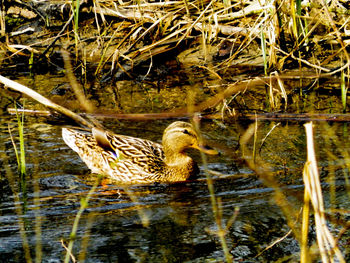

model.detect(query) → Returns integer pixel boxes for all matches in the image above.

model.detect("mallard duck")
[62,121,217,183]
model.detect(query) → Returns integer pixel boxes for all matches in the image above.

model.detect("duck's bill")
[193,144,218,155]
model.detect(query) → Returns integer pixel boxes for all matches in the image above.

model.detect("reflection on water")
[1,76,349,262]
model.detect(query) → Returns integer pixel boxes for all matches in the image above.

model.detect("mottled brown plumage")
[62,121,217,184]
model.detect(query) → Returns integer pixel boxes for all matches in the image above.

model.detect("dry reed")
[302,122,345,263]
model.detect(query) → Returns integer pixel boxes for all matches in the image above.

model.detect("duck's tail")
[62,128,84,153]
[62,128,106,174]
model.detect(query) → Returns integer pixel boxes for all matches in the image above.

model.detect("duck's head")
[162,121,218,158]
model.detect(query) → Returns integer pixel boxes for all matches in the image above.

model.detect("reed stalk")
[341,70,347,112]
[290,0,299,41]
[63,176,101,263]
[72,0,80,54]
[300,165,310,263]
[8,103,28,212]
[303,122,345,263]
[17,104,26,177]
[33,171,42,263]
[29,52,34,77]
[0,2,5,36]
[2,157,32,263]
[8,103,27,176]
[192,118,233,263]
[4,105,32,263]
[252,115,258,163]
[261,29,267,76]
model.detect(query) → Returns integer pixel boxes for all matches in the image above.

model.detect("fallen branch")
[0,75,94,128]
[3,73,339,124]
[8,108,350,123]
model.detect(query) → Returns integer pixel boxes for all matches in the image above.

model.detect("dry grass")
[2,0,349,79]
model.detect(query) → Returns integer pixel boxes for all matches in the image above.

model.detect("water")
[1,73,349,262]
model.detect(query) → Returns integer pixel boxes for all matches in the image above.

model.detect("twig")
[61,240,76,263]
[42,13,74,57]
[256,229,293,258]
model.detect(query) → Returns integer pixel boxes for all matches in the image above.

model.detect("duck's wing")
[95,129,165,173]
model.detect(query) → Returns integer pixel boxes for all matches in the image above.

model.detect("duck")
[62,121,217,184]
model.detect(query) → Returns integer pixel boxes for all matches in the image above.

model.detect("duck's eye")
[183,129,190,135]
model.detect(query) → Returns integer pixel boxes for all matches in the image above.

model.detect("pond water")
[0,71,349,262]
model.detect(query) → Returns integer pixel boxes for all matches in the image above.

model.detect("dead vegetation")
[1,0,349,79]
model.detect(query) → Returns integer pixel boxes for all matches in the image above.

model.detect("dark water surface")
[1,74,349,262]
